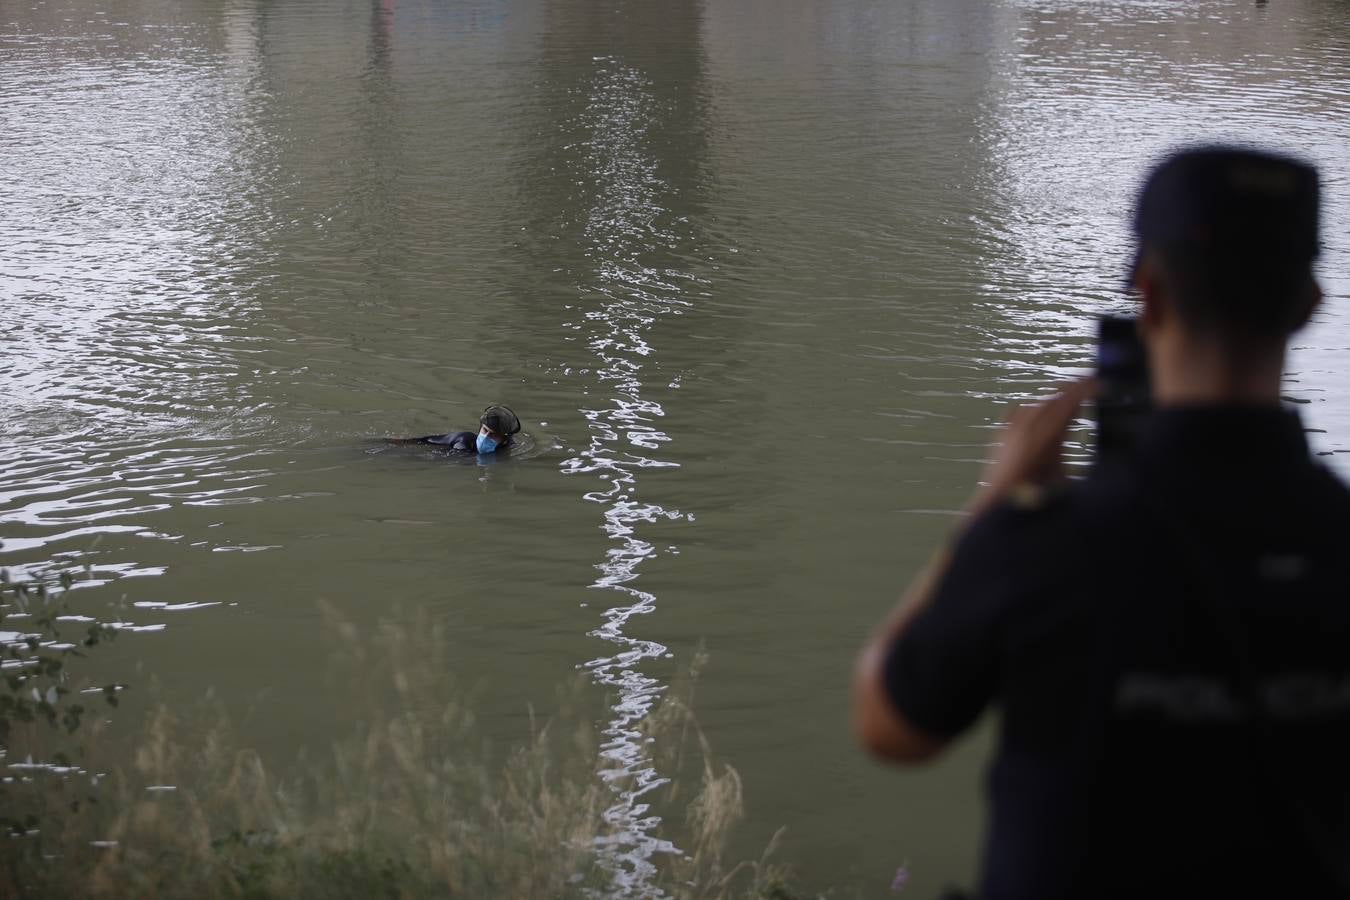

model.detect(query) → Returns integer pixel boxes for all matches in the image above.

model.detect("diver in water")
[386,404,521,455]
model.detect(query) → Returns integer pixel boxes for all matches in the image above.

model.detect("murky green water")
[4,0,1349,894]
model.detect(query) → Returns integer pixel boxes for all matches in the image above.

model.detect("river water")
[3,0,1349,895]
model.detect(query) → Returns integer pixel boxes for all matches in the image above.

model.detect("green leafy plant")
[1,563,121,839]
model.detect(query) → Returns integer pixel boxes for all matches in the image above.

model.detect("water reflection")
[0,1,276,437]
[531,0,713,890]
[0,0,282,626]
[0,436,280,584]
[559,56,699,897]
[972,0,1350,442]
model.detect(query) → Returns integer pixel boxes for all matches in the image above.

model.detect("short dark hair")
[1132,146,1320,339]
[1146,243,1318,339]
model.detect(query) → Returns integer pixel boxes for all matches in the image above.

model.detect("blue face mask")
[475,432,499,454]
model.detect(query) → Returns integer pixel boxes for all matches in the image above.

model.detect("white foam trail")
[560,58,698,899]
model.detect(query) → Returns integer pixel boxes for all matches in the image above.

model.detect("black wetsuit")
[883,408,1350,899]
[391,432,512,454]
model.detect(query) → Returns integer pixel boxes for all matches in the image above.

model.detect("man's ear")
[1133,251,1166,334]
[1291,276,1322,332]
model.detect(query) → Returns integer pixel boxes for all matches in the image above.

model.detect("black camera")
[1095,315,1151,458]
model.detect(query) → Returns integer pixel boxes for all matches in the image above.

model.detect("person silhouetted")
[854,146,1350,899]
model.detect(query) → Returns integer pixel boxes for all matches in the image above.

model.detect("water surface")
[3,0,1349,894]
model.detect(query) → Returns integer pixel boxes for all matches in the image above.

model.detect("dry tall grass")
[1,602,807,900]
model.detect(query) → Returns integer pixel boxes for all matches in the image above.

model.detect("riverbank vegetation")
[1,569,808,899]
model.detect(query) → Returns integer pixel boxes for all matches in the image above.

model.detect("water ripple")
[0,436,278,585]
[556,55,703,897]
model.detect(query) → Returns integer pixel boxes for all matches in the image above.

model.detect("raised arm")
[852,379,1094,764]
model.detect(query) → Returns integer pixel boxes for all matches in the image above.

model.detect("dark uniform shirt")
[884,408,1350,899]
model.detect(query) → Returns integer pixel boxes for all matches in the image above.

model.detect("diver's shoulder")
[426,430,476,450]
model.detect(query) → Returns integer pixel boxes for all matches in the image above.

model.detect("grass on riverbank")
[1,581,807,899]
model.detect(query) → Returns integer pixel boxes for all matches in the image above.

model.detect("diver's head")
[476,404,521,454]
